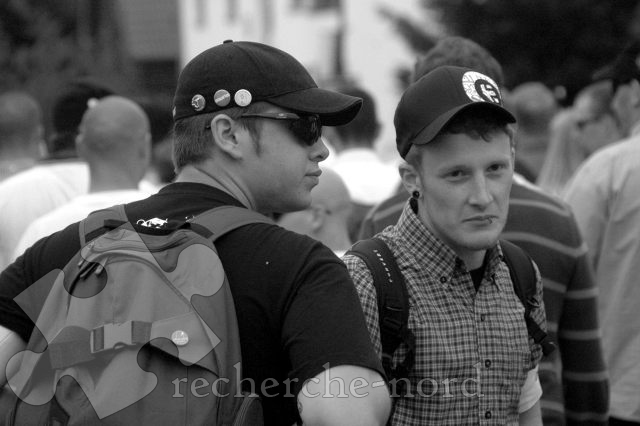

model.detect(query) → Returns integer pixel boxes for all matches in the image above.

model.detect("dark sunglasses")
[240,112,322,146]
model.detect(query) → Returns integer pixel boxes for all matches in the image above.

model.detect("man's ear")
[399,161,421,195]
[209,114,244,160]
[75,133,87,160]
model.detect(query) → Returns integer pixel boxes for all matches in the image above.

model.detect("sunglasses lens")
[290,116,321,146]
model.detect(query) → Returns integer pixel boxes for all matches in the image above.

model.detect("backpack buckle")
[91,321,134,353]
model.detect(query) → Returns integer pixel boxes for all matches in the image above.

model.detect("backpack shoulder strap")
[346,238,415,382]
[191,205,273,242]
[500,239,535,304]
[500,239,555,356]
[79,205,272,246]
[78,204,128,246]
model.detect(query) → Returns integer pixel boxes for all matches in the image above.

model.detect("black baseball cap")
[394,65,516,159]
[172,40,362,126]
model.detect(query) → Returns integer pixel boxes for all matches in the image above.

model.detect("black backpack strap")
[79,204,272,246]
[346,238,415,385]
[78,204,128,246]
[500,240,556,356]
[189,205,273,242]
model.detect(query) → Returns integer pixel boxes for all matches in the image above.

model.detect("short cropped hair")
[173,102,270,170]
[405,108,515,168]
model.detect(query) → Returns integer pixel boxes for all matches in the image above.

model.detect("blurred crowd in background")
[2,1,640,425]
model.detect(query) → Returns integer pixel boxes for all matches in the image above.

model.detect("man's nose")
[312,137,330,162]
[469,175,493,207]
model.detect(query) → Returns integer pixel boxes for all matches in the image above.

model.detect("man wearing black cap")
[358,36,608,426]
[565,41,640,426]
[343,66,545,425]
[0,41,390,425]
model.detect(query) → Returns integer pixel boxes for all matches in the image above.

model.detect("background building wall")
[176,0,435,163]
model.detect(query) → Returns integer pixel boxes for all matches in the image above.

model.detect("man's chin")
[462,232,501,251]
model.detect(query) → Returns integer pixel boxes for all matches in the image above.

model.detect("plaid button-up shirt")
[342,201,545,425]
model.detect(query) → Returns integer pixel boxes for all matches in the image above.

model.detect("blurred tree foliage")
[382,0,640,103]
[0,0,134,136]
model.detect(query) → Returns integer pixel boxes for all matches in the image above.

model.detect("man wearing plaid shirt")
[343,65,545,425]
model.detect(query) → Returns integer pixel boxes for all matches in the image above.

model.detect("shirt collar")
[175,165,252,209]
[388,200,504,290]
[389,201,459,286]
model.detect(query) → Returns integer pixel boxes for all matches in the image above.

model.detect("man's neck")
[457,248,487,271]
[88,169,140,193]
[175,164,255,210]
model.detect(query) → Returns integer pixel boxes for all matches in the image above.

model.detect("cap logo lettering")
[214,89,231,107]
[462,71,502,105]
[191,94,206,112]
[234,89,252,107]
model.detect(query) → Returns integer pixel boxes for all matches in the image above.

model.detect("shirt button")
[439,276,448,283]
[485,359,492,368]
[480,314,486,321]
[485,410,492,419]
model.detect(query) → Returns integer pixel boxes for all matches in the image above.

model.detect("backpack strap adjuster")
[91,321,151,353]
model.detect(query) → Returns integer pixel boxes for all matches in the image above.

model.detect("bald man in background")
[276,166,353,256]
[14,96,153,256]
[0,80,113,270]
[0,91,45,181]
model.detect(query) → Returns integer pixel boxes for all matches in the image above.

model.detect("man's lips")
[464,215,499,224]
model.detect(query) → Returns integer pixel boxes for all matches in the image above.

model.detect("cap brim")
[412,102,516,147]
[267,87,363,126]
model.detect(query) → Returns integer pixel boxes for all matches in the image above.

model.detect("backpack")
[346,237,555,387]
[2,204,271,426]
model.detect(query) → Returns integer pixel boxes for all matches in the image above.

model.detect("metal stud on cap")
[191,94,206,112]
[234,89,252,107]
[171,330,189,346]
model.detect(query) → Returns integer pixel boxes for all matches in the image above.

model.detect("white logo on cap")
[234,89,252,107]
[461,71,502,105]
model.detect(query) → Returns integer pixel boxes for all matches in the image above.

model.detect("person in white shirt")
[0,79,114,270]
[323,84,400,240]
[14,96,152,257]
[0,91,45,181]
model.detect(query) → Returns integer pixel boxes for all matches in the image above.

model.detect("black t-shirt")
[0,183,383,425]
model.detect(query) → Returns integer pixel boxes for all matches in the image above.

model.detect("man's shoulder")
[365,192,408,222]
[509,180,572,215]
[0,162,88,200]
[505,179,588,250]
[576,135,640,175]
